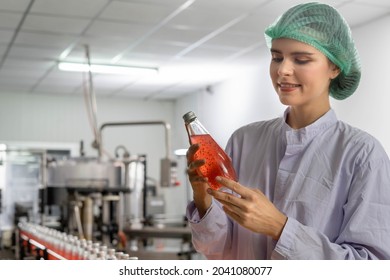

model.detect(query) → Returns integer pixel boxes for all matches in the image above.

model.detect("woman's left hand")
[208,176,288,240]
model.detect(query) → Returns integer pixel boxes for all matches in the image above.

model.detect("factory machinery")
[1,120,195,260]
[43,121,194,260]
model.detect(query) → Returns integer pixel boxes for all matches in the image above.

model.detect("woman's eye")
[271,57,283,63]
[295,59,310,65]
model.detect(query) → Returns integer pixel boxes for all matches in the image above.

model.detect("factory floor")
[0,230,17,259]
[0,248,17,260]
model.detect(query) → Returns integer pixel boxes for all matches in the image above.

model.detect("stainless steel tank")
[47,157,122,188]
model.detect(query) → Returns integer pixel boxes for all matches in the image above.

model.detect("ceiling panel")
[0,30,14,44]
[85,20,152,40]
[166,6,241,30]
[14,31,79,48]
[192,0,270,12]
[0,11,24,29]
[22,14,91,34]
[182,46,240,61]
[204,31,263,49]
[0,0,31,12]
[0,0,389,100]
[100,1,174,24]
[0,66,48,79]
[30,0,109,17]
[228,13,276,35]
[146,25,211,45]
[131,40,190,57]
[1,58,55,70]
[7,45,63,60]
[0,46,8,57]
[0,76,38,87]
[125,0,193,6]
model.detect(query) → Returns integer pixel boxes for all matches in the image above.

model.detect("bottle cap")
[183,111,197,123]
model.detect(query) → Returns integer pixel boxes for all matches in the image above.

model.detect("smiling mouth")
[278,83,301,88]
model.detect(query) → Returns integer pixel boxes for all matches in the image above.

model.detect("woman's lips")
[278,82,300,92]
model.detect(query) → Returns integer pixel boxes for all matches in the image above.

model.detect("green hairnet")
[264,2,361,100]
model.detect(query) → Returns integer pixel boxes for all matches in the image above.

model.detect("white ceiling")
[0,0,390,100]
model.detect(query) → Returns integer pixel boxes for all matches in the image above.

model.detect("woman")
[185,2,390,259]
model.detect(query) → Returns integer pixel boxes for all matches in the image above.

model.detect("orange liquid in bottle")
[190,134,236,190]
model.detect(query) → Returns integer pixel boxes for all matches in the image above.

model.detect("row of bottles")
[18,222,137,260]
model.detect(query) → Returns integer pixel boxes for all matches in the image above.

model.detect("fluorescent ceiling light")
[58,62,158,75]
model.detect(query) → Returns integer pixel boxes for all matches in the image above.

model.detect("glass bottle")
[183,111,236,190]
[106,248,117,260]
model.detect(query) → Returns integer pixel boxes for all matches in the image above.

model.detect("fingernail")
[216,176,221,181]
[207,188,212,194]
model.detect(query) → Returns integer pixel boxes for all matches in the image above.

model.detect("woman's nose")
[277,59,293,76]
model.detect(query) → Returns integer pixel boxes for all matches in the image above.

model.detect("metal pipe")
[73,204,85,240]
[84,45,102,157]
[99,121,172,160]
[82,197,93,240]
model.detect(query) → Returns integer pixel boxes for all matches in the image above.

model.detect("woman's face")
[269,38,340,109]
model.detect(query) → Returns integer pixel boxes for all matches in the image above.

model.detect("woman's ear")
[330,64,341,80]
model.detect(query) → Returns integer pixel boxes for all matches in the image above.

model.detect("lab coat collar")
[282,107,338,146]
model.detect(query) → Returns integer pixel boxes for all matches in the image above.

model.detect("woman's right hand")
[186,143,212,217]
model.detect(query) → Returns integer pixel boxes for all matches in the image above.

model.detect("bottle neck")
[185,119,209,136]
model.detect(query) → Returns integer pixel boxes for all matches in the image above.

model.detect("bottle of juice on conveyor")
[183,111,236,190]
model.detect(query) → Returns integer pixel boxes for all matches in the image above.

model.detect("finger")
[222,204,242,221]
[208,187,245,209]
[186,159,205,176]
[189,175,208,184]
[215,176,250,198]
[186,144,199,164]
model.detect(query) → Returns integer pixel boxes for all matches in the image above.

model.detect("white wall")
[331,16,390,155]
